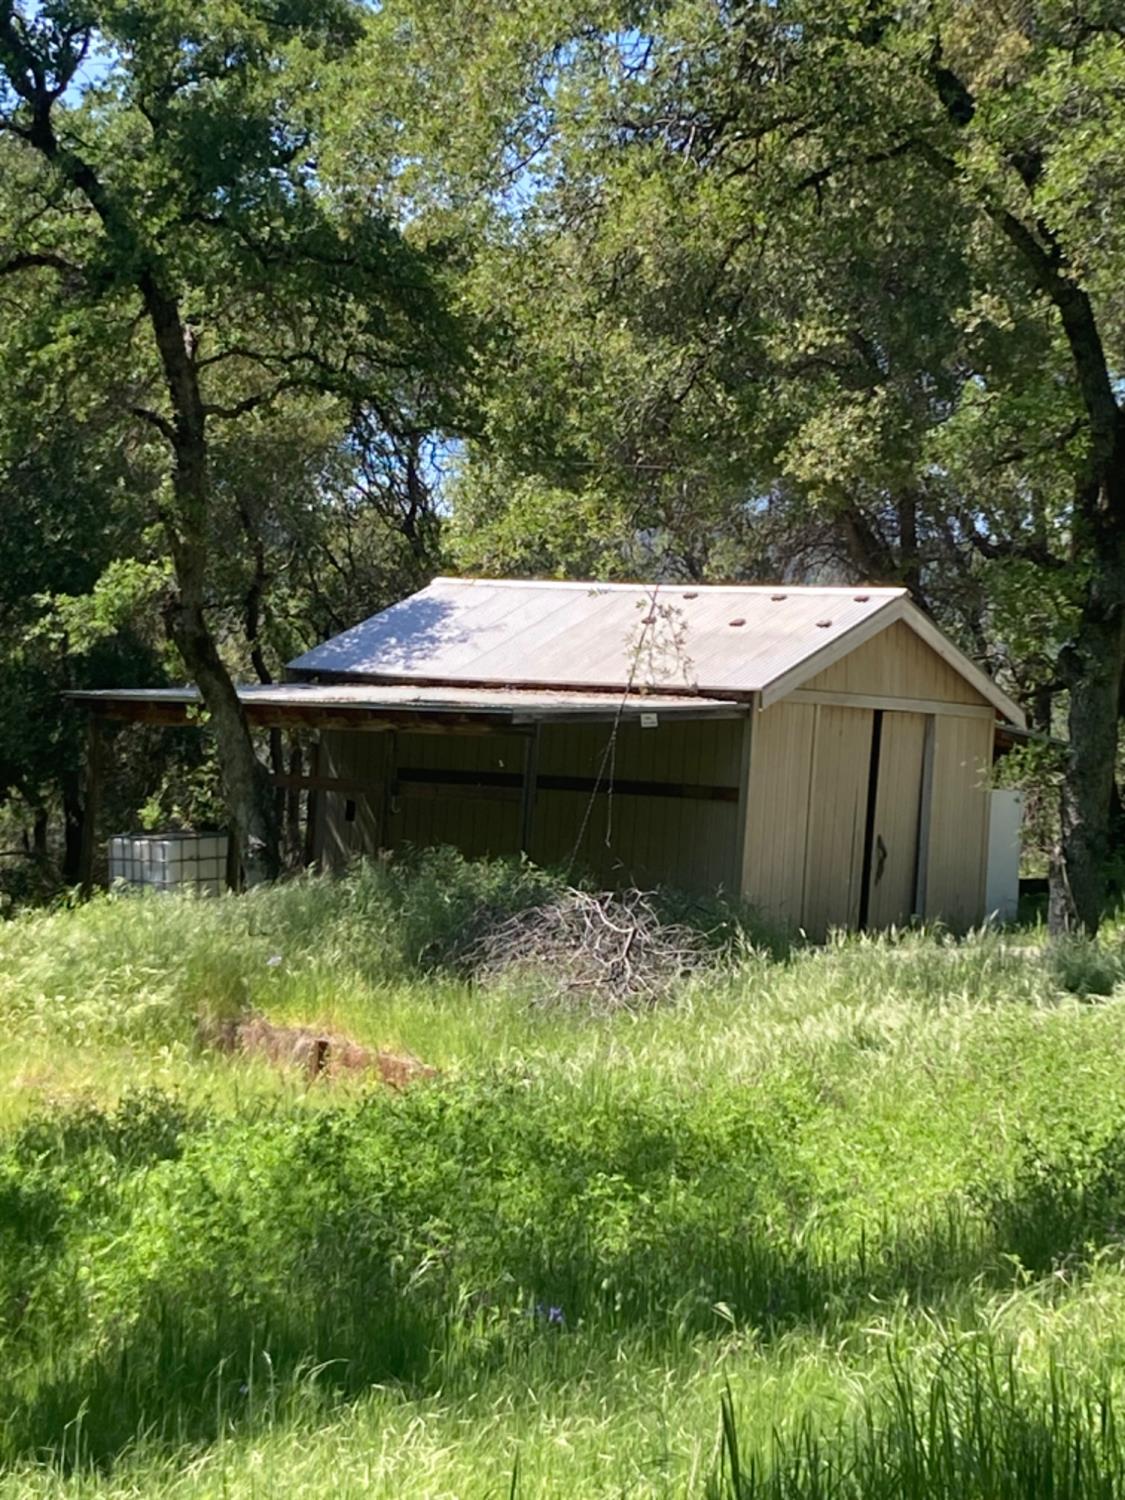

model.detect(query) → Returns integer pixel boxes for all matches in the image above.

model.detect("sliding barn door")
[865,711,928,929]
[802,705,875,939]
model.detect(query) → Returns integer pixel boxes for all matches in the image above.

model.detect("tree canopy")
[2,0,1125,927]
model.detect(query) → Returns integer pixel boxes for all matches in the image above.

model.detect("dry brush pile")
[469,887,713,1009]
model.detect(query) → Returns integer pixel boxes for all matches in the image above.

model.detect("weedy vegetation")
[4,852,1125,1496]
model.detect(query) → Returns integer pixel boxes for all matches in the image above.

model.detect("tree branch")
[129,405,177,443]
[913,46,1123,505]
[0,249,78,277]
[202,380,302,421]
[961,526,1068,571]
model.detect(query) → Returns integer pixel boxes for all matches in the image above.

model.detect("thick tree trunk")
[1051,554,1125,935]
[4,31,281,885]
[166,582,279,887]
[143,285,280,887]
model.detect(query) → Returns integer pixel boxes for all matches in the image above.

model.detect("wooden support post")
[225,827,242,893]
[520,725,540,857]
[78,716,106,899]
[380,730,398,855]
[733,708,754,899]
[302,737,321,869]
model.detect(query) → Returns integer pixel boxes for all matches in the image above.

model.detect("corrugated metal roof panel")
[287,578,907,696]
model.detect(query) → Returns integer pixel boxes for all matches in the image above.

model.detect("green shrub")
[1047,936,1125,998]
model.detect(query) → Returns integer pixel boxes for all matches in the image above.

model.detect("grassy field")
[4,855,1125,1496]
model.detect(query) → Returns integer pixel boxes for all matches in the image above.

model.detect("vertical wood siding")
[923,714,993,931]
[317,719,743,893]
[533,720,743,891]
[742,701,817,924]
[393,729,525,858]
[743,700,990,936]
[801,705,875,939]
[315,730,386,866]
[867,711,928,928]
[804,620,990,705]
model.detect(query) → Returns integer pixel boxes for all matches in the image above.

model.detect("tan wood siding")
[533,719,743,892]
[802,706,875,939]
[742,702,817,926]
[317,719,742,893]
[867,712,927,928]
[393,729,525,859]
[315,730,387,867]
[804,621,989,706]
[923,714,993,931]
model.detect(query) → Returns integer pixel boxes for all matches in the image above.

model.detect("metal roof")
[287,577,1024,725]
[66,683,747,726]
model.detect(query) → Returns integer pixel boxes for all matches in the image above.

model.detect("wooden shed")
[71,578,1025,936]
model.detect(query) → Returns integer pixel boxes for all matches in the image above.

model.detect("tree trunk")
[142,280,280,887]
[62,773,84,886]
[1051,561,1125,934]
[896,491,922,601]
[12,75,282,887]
[166,582,279,887]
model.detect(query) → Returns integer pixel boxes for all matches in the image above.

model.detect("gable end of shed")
[760,602,1024,727]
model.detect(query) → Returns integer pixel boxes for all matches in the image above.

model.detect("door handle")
[875,834,888,885]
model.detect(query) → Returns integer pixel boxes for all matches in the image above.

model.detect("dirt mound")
[203,1014,436,1088]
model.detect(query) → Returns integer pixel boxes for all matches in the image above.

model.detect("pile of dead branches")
[470,887,710,1009]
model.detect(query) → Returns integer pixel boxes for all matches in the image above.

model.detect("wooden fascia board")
[760,597,1027,729]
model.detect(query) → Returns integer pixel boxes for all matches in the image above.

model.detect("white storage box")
[984,790,1022,925]
[108,832,229,895]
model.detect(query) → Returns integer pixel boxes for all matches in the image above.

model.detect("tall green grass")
[3,856,1125,1495]
[713,1349,1125,1500]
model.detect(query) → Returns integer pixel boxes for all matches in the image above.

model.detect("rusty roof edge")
[284,667,756,701]
[62,685,749,719]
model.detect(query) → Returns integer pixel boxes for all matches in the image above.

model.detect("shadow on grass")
[6,1088,1125,1471]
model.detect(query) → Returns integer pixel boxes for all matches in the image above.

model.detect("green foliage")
[1046,936,1125,1000]
[713,1348,1125,1499]
[4,869,1125,1491]
[9,1038,1125,1468]
[0,0,470,873]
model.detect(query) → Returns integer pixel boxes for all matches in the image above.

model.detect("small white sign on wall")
[640,712,659,729]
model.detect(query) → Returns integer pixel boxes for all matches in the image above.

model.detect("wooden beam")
[399,782,521,805]
[385,765,739,804]
[520,725,540,855]
[285,762,742,806]
[381,730,398,853]
[734,703,755,898]
[785,689,996,720]
[272,771,387,795]
[302,738,321,868]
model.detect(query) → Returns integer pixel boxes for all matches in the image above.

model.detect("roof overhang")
[64,684,749,731]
